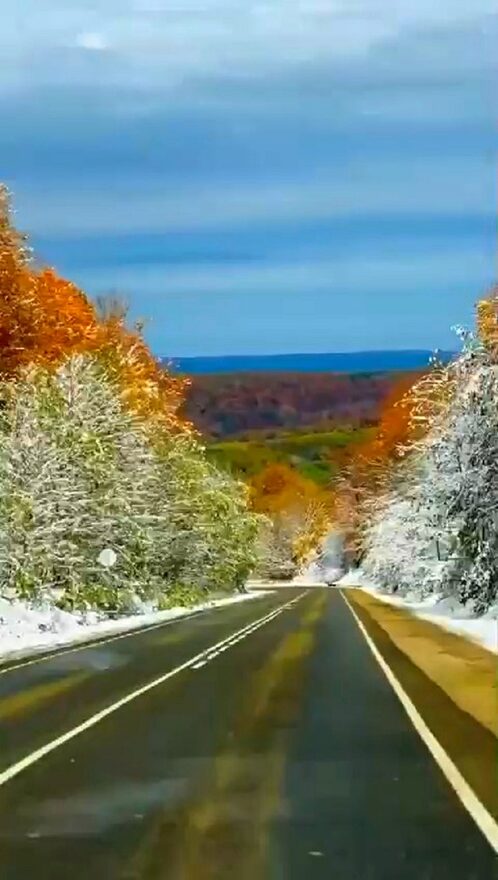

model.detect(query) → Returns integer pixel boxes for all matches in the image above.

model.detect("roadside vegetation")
[2,184,496,616]
[248,463,333,579]
[335,294,498,613]
[0,187,262,614]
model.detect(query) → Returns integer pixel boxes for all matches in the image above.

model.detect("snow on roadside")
[0,590,273,663]
[336,572,498,654]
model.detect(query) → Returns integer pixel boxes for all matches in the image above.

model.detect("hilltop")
[164,350,454,376]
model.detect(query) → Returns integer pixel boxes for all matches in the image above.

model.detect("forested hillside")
[207,426,376,486]
[237,374,423,579]
[182,370,413,437]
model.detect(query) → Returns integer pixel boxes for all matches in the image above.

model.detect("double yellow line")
[127,591,328,880]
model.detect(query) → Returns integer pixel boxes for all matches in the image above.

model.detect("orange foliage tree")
[92,316,190,434]
[331,374,422,565]
[342,375,420,490]
[249,463,332,569]
[477,286,498,359]
[0,186,188,434]
[333,289,498,567]
[0,188,98,376]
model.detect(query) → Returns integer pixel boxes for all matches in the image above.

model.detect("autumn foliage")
[477,286,498,359]
[333,292,498,567]
[350,375,419,474]
[0,205,97,374]
[330,372,431,564]
[93,317,189,434]
[0,185,262,609]
[185,370,402,438]
[0,186,188,434]
[249,463,332,569]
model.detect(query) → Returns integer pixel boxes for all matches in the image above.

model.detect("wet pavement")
[0,588,495,879]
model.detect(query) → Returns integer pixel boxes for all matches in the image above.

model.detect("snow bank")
[336,572,498,654]
[0,590,273,663]
[414,597,498,654]
[335,570,367,588]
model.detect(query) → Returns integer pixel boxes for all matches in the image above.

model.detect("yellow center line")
[127,590,328,880]
[0,672,90,722]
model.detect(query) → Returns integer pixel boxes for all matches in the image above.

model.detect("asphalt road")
[0,588,495,879]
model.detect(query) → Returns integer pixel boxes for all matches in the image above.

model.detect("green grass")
[207,426,376,485]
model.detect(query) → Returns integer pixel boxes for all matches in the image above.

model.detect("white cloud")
[14,154,494,237]
[0,1,495,92]
[76,243,493,299]
[0,0,492,357]
[75,32,109,51]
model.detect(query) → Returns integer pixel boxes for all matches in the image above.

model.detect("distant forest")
[182,370,419,438]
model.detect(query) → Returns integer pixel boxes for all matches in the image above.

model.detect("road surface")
[0,588,495,879]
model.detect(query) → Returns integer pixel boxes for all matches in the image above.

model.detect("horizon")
[164,347,457,375]
[165,346,456,359]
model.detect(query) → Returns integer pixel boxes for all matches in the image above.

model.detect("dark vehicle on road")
[267,563,296,581]
[323,567,344,586]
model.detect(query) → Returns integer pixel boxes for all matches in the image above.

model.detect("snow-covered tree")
[153,433,263,600]
[0,370,89,601]
[359,326,498,612]
[0,354,262,612]
[0,188,262,615]
[0,356,164,609]
[429,363,498,610]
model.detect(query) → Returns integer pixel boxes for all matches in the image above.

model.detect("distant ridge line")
[163,350,456,375]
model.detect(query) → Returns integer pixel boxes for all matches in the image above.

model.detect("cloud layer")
[0,1,495,354]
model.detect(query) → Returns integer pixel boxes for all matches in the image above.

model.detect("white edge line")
[340,589,498,854]
[0,611,202,677]
[0,591,276,677]
[0,592,307,788]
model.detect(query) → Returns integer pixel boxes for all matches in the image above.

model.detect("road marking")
[187,602,303,673]
[127,601,322,879]
[340,590,498,855]
[0,593,278,678]
[0,671,90,722]
[0,592,307,789]
[0,611,205,677]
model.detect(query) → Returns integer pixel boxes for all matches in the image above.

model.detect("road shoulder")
[342,588,498,824]
[0,590,274,670]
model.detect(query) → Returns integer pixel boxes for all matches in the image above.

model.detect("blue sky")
[1,2,496,356]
